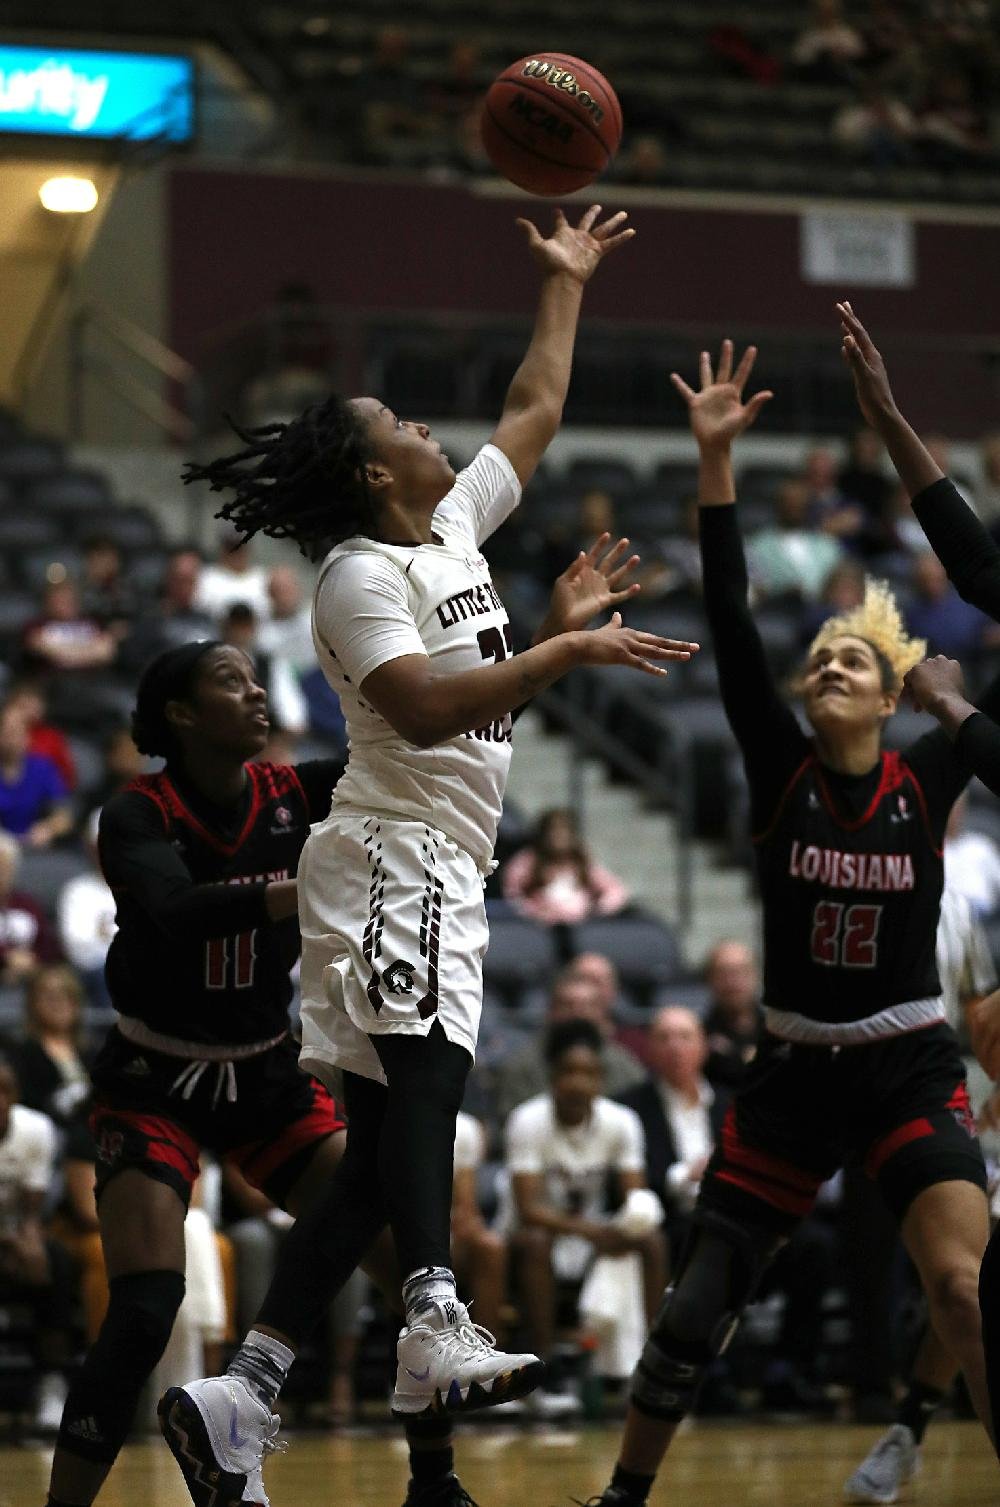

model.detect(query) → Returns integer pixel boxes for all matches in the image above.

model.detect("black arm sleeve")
[293,758,346,824]
[699,505,810,830]
[954,713,1000,799]
[905,664,1000,834]
[911,477,1000,619]
[98,792,271,942]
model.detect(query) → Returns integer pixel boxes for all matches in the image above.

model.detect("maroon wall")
[169,166,1000,432]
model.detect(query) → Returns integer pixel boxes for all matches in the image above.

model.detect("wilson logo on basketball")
[521,59,605,122]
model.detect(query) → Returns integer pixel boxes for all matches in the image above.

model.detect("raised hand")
[577,611,696,678]
[837,301,898,430]
[670,339,773,451]
[538,534,642,639]
[516,204,635,285]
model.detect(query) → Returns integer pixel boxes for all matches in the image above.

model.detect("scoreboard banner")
[0,46,195,142]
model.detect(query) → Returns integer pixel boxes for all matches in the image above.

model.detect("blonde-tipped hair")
[808,577,926,690]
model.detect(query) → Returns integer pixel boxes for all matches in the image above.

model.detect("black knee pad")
[630,1214,780,1422]
[58,1269,185,1463]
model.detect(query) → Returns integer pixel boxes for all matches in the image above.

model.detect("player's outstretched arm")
[837,302,943,498]
[839,301,1000,620]
[670,339,773,506]
[359,616,696,749]
[490,204,634,488]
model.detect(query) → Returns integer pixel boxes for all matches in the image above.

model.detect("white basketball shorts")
[297,812,488,1088]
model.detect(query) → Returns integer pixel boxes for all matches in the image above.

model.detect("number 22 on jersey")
[810,901,882,969]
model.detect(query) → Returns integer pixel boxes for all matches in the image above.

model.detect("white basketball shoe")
[158,1375,286,1507]
[391,1296,544,1417]
[844,1423,920,1504]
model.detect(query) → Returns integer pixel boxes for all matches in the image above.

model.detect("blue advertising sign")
[0,47,195,141]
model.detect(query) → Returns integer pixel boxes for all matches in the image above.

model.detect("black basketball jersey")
[99,760,339,1046]
[755,749,944,1022]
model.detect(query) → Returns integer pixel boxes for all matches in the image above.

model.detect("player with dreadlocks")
[582,340,1000,1507]
[158,205,700,1507]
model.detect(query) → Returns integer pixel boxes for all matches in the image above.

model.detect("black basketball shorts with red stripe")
[89,1028,346,1211]
[700,1022,986,1235]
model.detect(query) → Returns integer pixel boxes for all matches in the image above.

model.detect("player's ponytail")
[131,640,222,761]
[182,396,377,561]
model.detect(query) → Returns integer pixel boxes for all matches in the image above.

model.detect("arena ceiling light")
[38,175,98,213]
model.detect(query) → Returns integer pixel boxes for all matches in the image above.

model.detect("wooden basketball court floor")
[4,1420,997,1507]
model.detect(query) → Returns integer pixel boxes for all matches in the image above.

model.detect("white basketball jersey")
[311,445,521,869]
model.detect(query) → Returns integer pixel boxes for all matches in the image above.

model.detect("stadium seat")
[67,736,107,801]
[0,590,36,652]
[651,461,700,499]
[127,550,169,594]
[567,913,683,1002]
[75,506,162,551]
[26,470,112,517]
[0,516,60,553]
[0,438,65,486]
[482,915,559,1003]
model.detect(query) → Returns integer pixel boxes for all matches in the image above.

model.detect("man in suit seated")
[618,1005,728,1256]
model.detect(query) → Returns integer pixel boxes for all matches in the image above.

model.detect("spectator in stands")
[618,1006,726,1243]
[791,0,867,83]
[799,558,867,647]
[944,794,1000,919]
[801,447,860,538]
[837,427,893,550]
[219,603,308,738]
[88,726,144,815]
[862,0,917,74]
[358,25,435,167]
[746,478,843,600]
[0,831,61,986]
[905,549,993,658]
[428,38,483,129]
[21,576,116,675]
[121,547,215,669]
[703,939,762,1088]
[832,79,916,166]
[915,70,991,163]
[882,480,930,559]
[977,431,1000,523]
[194,525,272,625]
[563,951,627,1020]
[0,701,72,847]
[14,963,91,1126]
[0,1052,76,1431]
[502,807,630,925]
[616,134,669,185]
[494,968,645,1124]
[258,565,314,675]
[506,1020,666,1416]
[57,811,116,1010]
[452,1109,507,1340]
[80,535,138,631]
[4,678,76,791]
[643,495,704,600]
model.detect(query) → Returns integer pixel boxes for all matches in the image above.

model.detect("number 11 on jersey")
[205,931,258,989]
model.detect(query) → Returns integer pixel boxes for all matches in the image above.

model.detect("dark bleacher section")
[5,1,998,203]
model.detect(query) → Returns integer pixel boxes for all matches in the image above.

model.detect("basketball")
[480,53,623,197]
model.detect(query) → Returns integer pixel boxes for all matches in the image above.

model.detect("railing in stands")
[67,302,197,445]
[536,681,696,932]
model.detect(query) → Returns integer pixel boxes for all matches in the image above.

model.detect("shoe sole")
[158,1387,254,1507]
[391,1358,545,1419]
